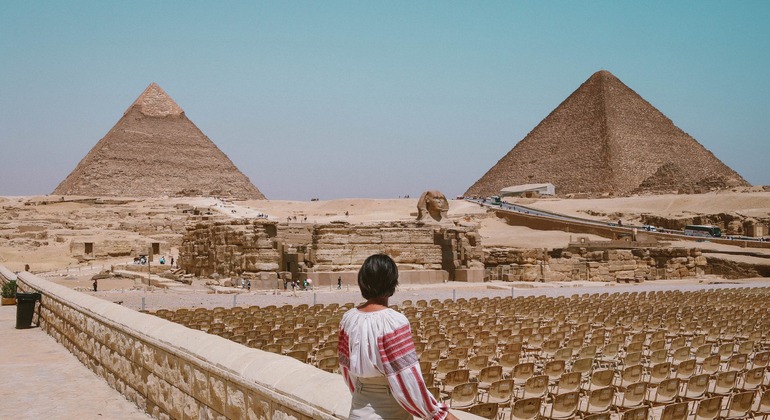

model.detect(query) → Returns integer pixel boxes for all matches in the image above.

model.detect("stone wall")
[485,247,708,282]
[181,220,484,283]
[4,267,350,419]
[312,223,443,270]
[180,219,281,278]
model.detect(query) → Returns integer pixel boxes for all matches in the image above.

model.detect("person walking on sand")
[337,276,342,290]
[93,278,98,292]
[338,254,457,420]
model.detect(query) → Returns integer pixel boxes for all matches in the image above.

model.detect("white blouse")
[338,308,449,420]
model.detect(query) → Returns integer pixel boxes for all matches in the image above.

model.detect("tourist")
[337,276,342,290]
[170,256,175,267]
[93,278,98,292]
[338,254,455,420]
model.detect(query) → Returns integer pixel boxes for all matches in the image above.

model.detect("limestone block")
[246,389,271,420]
[209,374,227,414]
[226,382,246,419]
[191,367,210,408]
[454,268,484,282]
[521,266,540,282]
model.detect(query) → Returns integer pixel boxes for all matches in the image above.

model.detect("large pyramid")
[53,83,266,199]
[465,70,749,197]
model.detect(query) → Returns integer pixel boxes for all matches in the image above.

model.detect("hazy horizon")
[2,2,768,200]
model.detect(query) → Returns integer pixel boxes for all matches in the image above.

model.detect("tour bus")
[683,225,722,238]
[490,195,502,205]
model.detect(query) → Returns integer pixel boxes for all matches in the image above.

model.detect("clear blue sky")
[1,1,768,199]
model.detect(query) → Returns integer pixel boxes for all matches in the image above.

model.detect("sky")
[1,1,768,200]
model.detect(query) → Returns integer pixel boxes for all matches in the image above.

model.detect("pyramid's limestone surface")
[53,84,265,199]
[465,71,749,197]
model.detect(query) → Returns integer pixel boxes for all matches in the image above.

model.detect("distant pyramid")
[465,70,749,197]
[53,83,266,199]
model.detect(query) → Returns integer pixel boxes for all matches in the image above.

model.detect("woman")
[338,253,458,420]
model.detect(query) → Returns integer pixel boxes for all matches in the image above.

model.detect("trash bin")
[16,292,41,329]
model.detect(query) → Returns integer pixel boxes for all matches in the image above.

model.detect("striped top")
[339,308,449,420]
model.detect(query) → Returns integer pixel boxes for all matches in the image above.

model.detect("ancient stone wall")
[180,219,281,278]
[485,247,707,282]
[180,220,484,284]
[311,223,442,270]
[6,268,350,419]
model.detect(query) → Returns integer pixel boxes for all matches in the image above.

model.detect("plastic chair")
[708,370,738,396]
[484,379,513,408]
[700,354,721,376]
[681,373,710,401]
[477,365,503,391]
[583,369,614,393]
[441,369,470,395]
[578,386,614,417]
[447,382,478,410]
[435,358,461,382]
[466,402,498,419]
[660,401,689,420]
[647,377,681,406]
[720,390,754,419]
[553,371,581,396]
[751,389,770,418]
[647,361,671,386]
[511,362,535,387]
[614,381,647,411]
[673,358,696,380]
[692,396,722,420]
[616,364,644,390]
[510,397,541,420]
[518,374,548,400]
[540,391,579,420]
[737,366,764,392]
[620,406,649,420]
[543,359,566,385]
[316,356,338,372]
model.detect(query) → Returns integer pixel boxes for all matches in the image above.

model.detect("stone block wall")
[180,219,281,278]
[485,247,707,282]
[6,268,351,419]
[312,223,443,270]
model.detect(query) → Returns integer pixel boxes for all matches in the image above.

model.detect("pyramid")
[53,83,266,199]
[465,70,749,197]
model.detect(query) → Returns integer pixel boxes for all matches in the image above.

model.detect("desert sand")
[3,192,769,307]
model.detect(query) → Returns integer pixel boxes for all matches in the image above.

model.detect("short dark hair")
[357,253,399,300]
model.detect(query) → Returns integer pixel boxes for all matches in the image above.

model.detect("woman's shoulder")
[341,307,408,325]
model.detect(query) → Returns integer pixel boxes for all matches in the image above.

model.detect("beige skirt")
[348,376,412,420]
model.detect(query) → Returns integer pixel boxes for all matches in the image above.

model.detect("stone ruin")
[179,217,485,287]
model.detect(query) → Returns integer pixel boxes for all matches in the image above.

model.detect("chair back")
[586,386,614,413]
[550,391,580,419]
[522,374,548,399]
[449,382,478,409]
[683,373,709,400]
[510,397,541,420]
[467,402,498,419]
[660,401,689,420]
[618,381,647,409]
[621,406,649,420]
[701,354,721,375]
[724,391,755,418]
[693,396,721,420]
[556,371,581,394]
[674,358,696,379]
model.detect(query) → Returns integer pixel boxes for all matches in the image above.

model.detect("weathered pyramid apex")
[126,83,183,117]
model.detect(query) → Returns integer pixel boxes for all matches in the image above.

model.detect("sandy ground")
[2,191,768,278]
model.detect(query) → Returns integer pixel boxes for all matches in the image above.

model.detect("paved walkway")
[0,305,149,419]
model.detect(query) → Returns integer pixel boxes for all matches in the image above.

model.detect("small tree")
[1,280,16,298]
